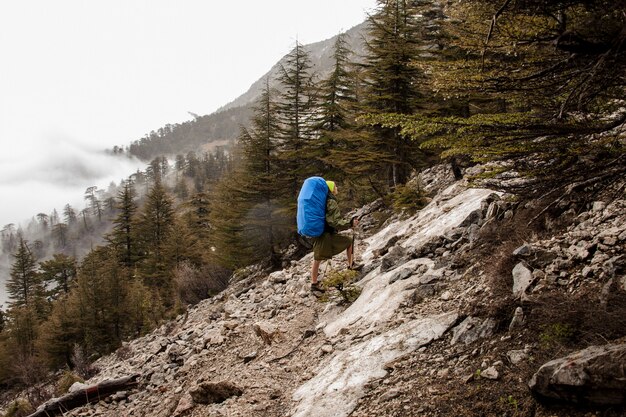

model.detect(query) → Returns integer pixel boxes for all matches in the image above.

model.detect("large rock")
[324,258,434,337]
[450,316,497,345]
[512,262,533,297]
[529,343,626,406]
[293,312,458,417]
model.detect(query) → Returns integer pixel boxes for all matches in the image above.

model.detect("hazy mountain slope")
[219,22,369,112]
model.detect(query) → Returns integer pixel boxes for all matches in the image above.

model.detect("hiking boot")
[310,282,325,294]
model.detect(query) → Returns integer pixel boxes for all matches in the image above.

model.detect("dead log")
[27,374,140,417]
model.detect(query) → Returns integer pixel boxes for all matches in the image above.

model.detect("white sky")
[0,0,377,228]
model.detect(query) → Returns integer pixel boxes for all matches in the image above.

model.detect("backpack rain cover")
[297,177,328,238]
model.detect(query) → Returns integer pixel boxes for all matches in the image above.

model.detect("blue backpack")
[297,177,329,238]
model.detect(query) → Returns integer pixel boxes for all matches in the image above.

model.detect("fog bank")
[0,134,142,228]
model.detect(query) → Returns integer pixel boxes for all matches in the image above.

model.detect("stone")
[440,290,452,301]
[451,317,497,345]
[69,381,89,393]
[243,351,258,363]
[512,262,533,297]
[269,270,288,284]
[389,267,413,284]
[203,329,225,347]
[512,244,532,257]
[294,312,458,417]
[567,241,592,260]
[592,201,606,212]
[253,321,279,345]
[529,343,626,406]
[481,366,499,380]
[508,307,525,331]
[381,389,401,401]
[321,345,333,354]
[507,350,528,365]
[459,209,482,227]
[189,381,243,404]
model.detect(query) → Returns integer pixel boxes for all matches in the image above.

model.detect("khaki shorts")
[312,232,353,261]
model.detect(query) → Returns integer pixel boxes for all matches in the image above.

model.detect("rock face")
[292,312,459,417]
[529,343,626,406]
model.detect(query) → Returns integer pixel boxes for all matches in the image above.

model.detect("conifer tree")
[4,305,43,384]
[63,204,77,226]
[360,0,427,187]
[84,186,103,223]
[37,293,81,368]
[179,191,212,262]
[6,237,44,311]
[237,78,289,266]
[39,254,77,298]
[135,178,176,299]
[208,167,251,269]
[51,223,68,249]
[73,246,127,353]
[318,33,385,204]
[107,180,138,269]
[371,0,626,195]
[275,41,320,200]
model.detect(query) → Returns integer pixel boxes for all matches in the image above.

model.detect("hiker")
[310,180,359,293]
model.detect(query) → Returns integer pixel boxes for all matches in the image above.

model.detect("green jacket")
[325,194,351,233]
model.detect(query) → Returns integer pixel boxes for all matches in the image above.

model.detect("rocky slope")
[12,165,626,417]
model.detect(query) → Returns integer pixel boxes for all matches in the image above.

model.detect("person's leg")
[311,259,321,284]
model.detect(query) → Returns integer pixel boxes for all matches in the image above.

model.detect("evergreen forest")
[0,0,624,394]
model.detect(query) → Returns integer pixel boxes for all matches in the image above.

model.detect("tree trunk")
[27,374,140,417]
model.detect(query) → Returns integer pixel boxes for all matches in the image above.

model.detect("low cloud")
[0,134,143,228]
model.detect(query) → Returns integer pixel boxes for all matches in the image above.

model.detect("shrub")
[2,398,33,417]
[321,269,362,304]
[55,370,83,396]
[174,262,230,305]
[390,184,429,214]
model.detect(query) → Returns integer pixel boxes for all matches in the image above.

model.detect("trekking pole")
[321,259,331,281]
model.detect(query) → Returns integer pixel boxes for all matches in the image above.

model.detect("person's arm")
[326,198,352,231]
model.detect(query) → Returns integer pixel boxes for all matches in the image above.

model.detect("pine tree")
[237,78,290,266]
[107,180,138,269]
[6,237,44,311]
[372,0,626,195]
[275,41,320,200]
[39,254,77,298]
[37,293,81,368]
[360,0,428,187]
[84,186,103,223]
[135,179,176,299]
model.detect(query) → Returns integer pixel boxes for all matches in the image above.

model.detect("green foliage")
[499,394,519,413]
[2,398,33,417]
[389,184,429,214]
[321,269,361,304]
[55,370,83,396]
[539,323,575,349]
[6,237,44,311]
[39,253,77,298]
[358,0,436,187]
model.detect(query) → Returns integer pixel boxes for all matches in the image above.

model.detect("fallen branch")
[27,374,140,417]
